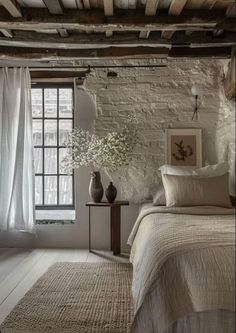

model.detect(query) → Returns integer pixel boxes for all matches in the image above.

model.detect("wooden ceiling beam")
[139,31,150,39]
[0,9,235,32]
[0,28,13,37]
[0,46,169,60]
[104,0,113,16]
[145,0,160,16]
[168,0,187,15]
[1,31,235,49]
[161,31,175,39]
[0,0,22,17]
[0,45,231,60]
[42,0,63,14]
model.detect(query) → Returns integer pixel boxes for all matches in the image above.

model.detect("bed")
[128,203,235,333]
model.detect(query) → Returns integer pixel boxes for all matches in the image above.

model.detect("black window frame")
[32,83,75,210]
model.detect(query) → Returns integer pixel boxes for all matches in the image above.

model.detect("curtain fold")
[0,67,35,232]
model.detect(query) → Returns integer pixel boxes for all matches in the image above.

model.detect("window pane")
[35,176,42,205]
[34,148,43,174]
[59,176,73,205]
[33,119,42,146]
[31,89,42,118]
[44,176,57,205]
[45,148,57,174]
[59,119,72,145]
[44,88,57,118]
[59,89,73,118]
[44,120,57,146]
[59,148,72,174]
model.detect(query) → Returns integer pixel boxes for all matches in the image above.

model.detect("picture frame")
[165,128,202,169]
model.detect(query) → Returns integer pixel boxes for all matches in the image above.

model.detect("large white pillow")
[195,162,229,177]
[159,162,229,177]
[158,164,194,176]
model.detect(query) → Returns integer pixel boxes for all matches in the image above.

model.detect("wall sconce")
[191,85,201,120]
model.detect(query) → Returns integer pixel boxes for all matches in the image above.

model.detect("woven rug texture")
[0,262,133,333]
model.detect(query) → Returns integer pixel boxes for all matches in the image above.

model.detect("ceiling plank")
[104,0,113,15]
[0,31,235,48]
[145,0,160,15]
[42,0,63,14]
[139,30,150,38]
[0,9,235,32]
[168,0,187,15]
[0,45,231,61]
[0,28,13,37]
[0,0,22,17]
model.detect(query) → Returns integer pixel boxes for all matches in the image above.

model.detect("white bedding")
[128,206,235,333]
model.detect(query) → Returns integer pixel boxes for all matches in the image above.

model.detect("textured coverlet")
[128,206,235,333]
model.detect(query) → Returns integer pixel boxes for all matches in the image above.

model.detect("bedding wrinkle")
[128,206,235,333]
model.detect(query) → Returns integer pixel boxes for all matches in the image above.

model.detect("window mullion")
[42,87,45,206]
[57,88,60,206]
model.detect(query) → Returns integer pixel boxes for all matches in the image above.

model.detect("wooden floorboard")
[0,248,129,325]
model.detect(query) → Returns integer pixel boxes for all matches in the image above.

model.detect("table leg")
[110,205,121,255]
[88,206,91,252]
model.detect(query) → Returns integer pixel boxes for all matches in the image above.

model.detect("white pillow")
[195,162,229,177]
[159,164,194,176]
[159,162,229,177]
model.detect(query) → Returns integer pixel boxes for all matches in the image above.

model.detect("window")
[32,85,74,210]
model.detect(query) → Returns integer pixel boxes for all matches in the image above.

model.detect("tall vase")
[105,182,117,203]
[89,171,104,203]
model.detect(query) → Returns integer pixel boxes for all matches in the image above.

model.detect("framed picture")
[165,128,202,168]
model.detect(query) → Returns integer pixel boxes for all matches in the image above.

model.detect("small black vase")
[105,182,117,203]
[89,171,104,203]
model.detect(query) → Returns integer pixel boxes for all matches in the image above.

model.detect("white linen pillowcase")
[159,162,229,177]
[162,173,232,208]
[153,162,229,206]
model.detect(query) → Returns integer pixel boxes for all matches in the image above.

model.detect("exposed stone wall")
[84,58,234,202]
[215,60,235,195]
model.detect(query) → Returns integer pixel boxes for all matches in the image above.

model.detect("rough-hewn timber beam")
[168,0,187,15]
[0,0,22,17]
[139,31,150,39]
[0,46,169,60]
[0,9,234,32]
[0,46,231,60]
[0,28,13,37]
[145,0,159,16]
[104,0,113,16]
[42,0,63,14]
[0,31,235,48]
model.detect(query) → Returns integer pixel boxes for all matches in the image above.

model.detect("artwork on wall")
[165,128,202,168]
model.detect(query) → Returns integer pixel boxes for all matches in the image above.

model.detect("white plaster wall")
[0,58,234,250]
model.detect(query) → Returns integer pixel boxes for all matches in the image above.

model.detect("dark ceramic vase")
[105,182,117,203]
[89,171,104,203]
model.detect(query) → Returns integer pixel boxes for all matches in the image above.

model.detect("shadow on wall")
[75,85,97,132]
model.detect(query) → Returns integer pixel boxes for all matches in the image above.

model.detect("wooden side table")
[86,201,129,255]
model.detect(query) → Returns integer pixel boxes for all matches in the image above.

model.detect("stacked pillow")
[153,162,232,208]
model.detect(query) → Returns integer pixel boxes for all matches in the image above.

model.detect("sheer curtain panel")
[0,68,35,232]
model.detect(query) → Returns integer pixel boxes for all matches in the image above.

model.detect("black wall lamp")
[191,85,201,120]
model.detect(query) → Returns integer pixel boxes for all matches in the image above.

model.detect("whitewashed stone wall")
[215,60,235,195]
[85,58,234,202]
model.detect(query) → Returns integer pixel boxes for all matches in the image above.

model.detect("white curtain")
[0,68,35,232]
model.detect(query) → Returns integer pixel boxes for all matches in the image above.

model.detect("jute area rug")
[0,263,134,333]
